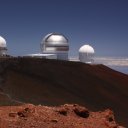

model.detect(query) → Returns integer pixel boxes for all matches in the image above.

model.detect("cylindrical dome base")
[79,52,94,63]
[56,52,68,60]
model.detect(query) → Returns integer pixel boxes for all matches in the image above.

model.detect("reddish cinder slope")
[0,104,122,128]
[0,57,128,126]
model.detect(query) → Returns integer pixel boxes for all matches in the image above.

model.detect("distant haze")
[94,57,128,66]
[0,0,128,57]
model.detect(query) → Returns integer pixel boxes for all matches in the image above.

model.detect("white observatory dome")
[0,36,7,48]
[79,44,95,63]
[41,33,69,60]
[0,36,7,56]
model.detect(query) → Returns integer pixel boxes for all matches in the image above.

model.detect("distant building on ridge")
[41,33,69,60]
[79,44,95,64]
[0,36,7,56]
[24,33,95,64]
[26,33,69,60]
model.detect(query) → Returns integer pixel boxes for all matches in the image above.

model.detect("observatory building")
[79,44,95,63]
[41,33,69,60]
[0,36,7,56]
[25,33,69,60]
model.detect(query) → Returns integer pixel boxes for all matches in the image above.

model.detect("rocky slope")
[0,57,128,126]
[0,104,123,128]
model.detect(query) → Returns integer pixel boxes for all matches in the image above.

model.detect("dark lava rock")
[73,105,89,118]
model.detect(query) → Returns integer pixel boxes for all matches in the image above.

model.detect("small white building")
[79,44,95,63]
[0,36,7,56]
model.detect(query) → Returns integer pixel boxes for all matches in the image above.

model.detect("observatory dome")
[0,36,7,48]
[0,36,7,56]
[41,33,69,52]
[79,45,94,54]
[41,33,69,60]
[79,44,95,63]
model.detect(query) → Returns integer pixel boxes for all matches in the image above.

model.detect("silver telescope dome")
[41,33,69,53]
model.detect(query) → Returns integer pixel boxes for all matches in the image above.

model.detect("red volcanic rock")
[73,104,89,118]
[0,104,123,128]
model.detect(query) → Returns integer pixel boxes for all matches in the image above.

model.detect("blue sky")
[0,0,128,57]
